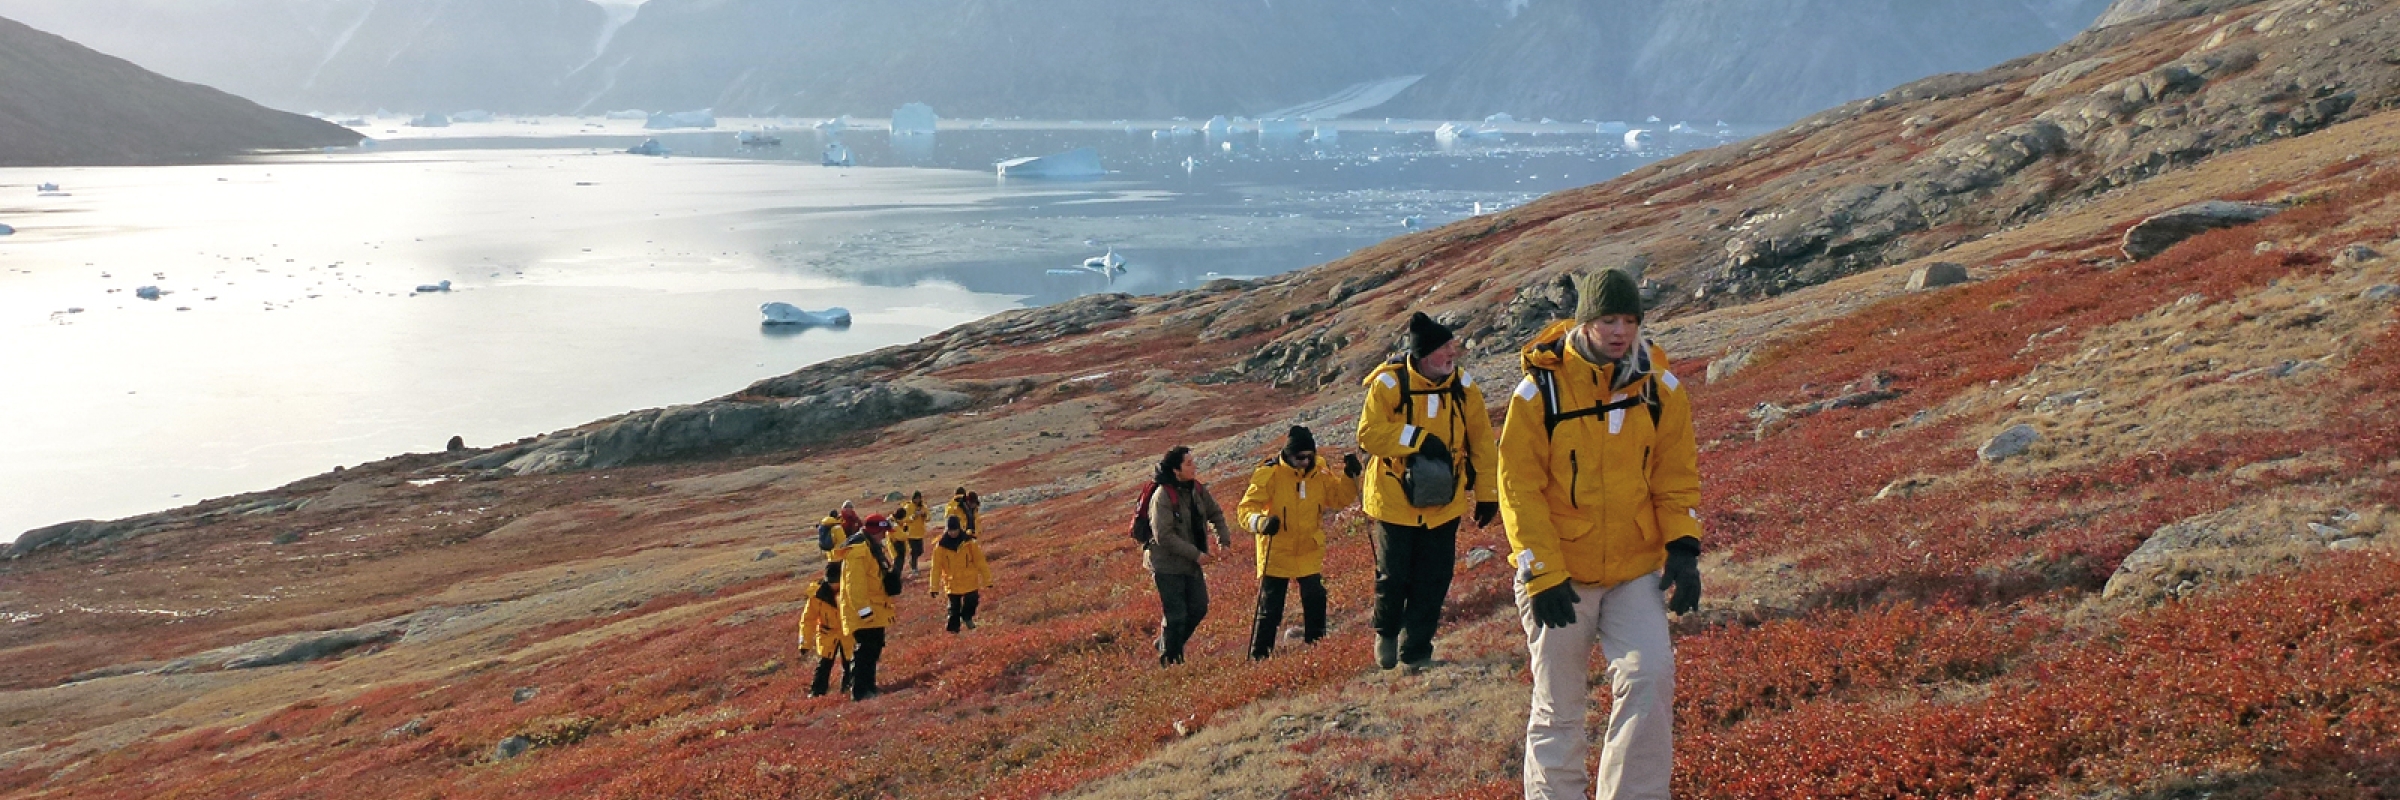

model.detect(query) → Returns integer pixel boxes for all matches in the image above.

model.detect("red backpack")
[1129,481,1174,545]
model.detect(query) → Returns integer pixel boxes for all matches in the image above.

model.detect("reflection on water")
[0,121,1746,537]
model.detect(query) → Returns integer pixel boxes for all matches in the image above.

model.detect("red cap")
[863,514,895,531]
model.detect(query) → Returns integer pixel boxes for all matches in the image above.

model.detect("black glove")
[1343,453,1363,479]
[1662,537,1701,615]
[1259,516,1281,536]
[1474,501,1500,528]
[1531,582,1580,628]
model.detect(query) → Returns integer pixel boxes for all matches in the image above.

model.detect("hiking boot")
[1375,634,1399,670]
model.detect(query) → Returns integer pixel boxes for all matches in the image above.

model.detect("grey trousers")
[1517,571,1676,800]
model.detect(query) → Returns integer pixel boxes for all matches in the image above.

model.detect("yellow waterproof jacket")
[838,535,900,633]
[943,499,979,534]
[1357,358,1498,527]
[796,579,854,659]
[928,535,993,596]
[1498,321,1703,595]
[1235,452,1359,578]
[897,499,928,541]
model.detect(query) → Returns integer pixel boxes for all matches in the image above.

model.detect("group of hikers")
[1136,268,1703,799]
[791,267,1700,798]
[794,488,991,700]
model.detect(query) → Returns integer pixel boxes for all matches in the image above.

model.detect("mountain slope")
[1380,0,2115,123]
[3,0,2398,798]
[0,14,360,166]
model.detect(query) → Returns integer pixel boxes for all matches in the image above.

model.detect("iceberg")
[1310,126,1340,143]
[1595,121,1630,135]
[813,115,853,132]
[890,103,938,136]
[760,303,851,327]
[0,223,13,236]
[408,113,451,128]
[1202,115,1234,137]
[1484,112,1516,123]
[627,138,669,156]
[735,130,782,146]
[451,109,495,123]
[822,142,854,167]
[1435,122,1502,143]
[1668,122,1696,134]
[604,109,649,120]
[135,286,163,299]
[1256,118,1302,138]
[415,280,452,293]
[996,147,1104,179]
[1152,126,1197,139]
[645,109,716,129]
[1623,129,1656,149]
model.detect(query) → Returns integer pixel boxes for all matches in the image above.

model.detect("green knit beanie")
[1575,269,1644,324]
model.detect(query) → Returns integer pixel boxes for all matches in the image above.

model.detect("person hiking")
[928,515,993,632]
[1498,269,1703,800]
[944,487,977,536]
[796,568,853,697]
[837,514,906,700]
[1357,311,1499,669]
[1144,445,1230,666]
[838,501,864,536]
[896,491,930,573]
[1235,426,1362,659]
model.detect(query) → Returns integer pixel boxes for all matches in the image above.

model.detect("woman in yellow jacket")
[927,515,994,632]
[1354,312,1499,669]
[1235,426,1362,659]
[796,573,853,696]
[837,514,904,701]
[1498,269,1702,800]
[895,491,929,574]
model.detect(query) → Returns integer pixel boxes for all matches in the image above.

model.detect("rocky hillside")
[1381,0,2114,123]
[0,0,1507,118]
[4,0,2399,797]
[0,14,360,166]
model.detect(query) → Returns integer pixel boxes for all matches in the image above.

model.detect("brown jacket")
[1144,481,1229,576]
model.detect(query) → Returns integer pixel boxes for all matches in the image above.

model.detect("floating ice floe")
[1401,215,1425,230]
[1153,126,1197,139]
[415,280,452,293]
[135,286,163,300]
[736,130,782,146]
[1435,122,1502,143]
[605,109,649,120]
[1594,121,1630,135]
[890,103,939,136]
[1484,112,1515,124]
[760,303,851,326]
[627,138,670,156]
[1077,248,1128,277]
[1202,115,1235,137]
[1256,118,1302,138]
[823,142,855,167]
[36,182,59,192]
[0,223,13,236]
[1668,122,1695,134]
[1182,156,1199,171]
[996,147,1103,179]
[1623,129,1656,149]
[1310,126,1340,143]
[646,109,716,129]
[408,113,450,128]
[813,115,853,132]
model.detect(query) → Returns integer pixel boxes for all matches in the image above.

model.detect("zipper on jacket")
[1568,451,1581,508]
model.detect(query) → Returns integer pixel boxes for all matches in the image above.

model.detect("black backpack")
[1129,481,1167,545]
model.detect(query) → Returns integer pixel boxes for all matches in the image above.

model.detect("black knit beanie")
[1283,426,1316,460]
[1576,269,1645,324]
[1406,312,1454,360]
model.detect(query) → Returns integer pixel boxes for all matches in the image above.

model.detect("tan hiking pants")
[1516,572,1674,800]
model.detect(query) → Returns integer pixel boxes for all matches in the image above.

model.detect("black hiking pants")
[945,591,981,632]
[1373,518,1459,664]
[902,539,924,572]
[850,628,887,699]
[1250,574,1327,659]
[1154,572,1209,666]
[810,652,849,697]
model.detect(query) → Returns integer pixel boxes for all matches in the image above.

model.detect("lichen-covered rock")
[2121,201,2280,260]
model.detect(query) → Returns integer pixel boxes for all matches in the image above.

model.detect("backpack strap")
[1529,366,1661,437]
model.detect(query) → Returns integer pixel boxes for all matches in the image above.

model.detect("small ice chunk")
[415,280,452,293]
[135,286,162,299]
[996,147,1104,179]
[760,303,852,326]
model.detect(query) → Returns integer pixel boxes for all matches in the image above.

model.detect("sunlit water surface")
[0,118,1745,538]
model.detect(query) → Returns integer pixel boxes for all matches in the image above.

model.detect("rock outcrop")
[2120,200,2281,259]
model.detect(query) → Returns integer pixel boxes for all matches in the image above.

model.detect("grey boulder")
[2120,201,2279,261]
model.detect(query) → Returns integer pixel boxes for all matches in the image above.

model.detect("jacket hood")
[1519,319,1672,378]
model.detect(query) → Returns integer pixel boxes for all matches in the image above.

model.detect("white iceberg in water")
[1595,121,1630,135]
[1623,129,1656,149]
[408,113,451,128]
[996,147,1104,179]
[1435,122,1502,143]
[135,285,163,299]
[415,280,452,293]
[813,115,854,132]
[760,303,851,326]
[1484,112,1516,124]
[452,109,495,123]
[890,103,938,135]
[1310,126,1339,143]
[822,142,854,166]
[1202,115,1235,137]
[605,109,649,120]
[646,109,716,129]
[627,138,669,156]
[1256,118,1302,138]
[0,223,14,236]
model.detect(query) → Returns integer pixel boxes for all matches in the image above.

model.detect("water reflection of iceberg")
[761,303,852,327]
